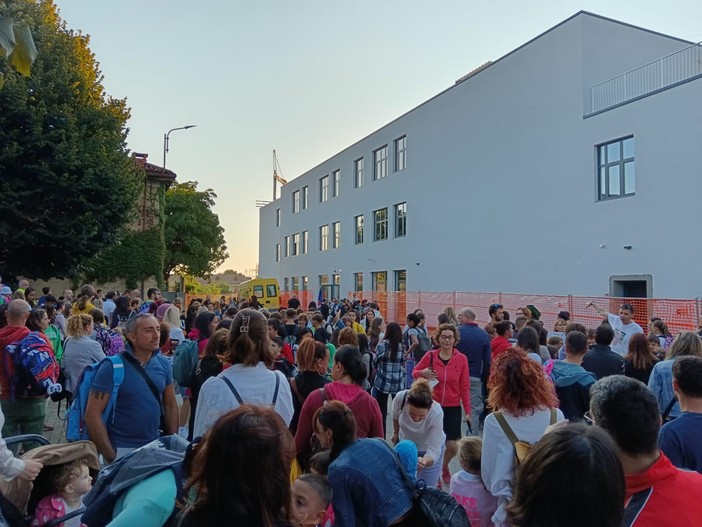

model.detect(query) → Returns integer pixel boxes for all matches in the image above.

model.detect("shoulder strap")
[319,385,327,402]
[289,377,306,405]
[121,352,163,416]
[494,411,520,445]
[662,396,677,420]
[221,376,244,404]
[272,372,281,405]
[549,407,557,425]
[401,391,409,412]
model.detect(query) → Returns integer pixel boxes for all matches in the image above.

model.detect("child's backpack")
[94,326,125,357]
[273,355,296,379]
[66,356,125,442]
[172,339,199,387]
[493,409,557,468]
[281,324,300,349]
[81,435,188,527]
[3,332,62,401]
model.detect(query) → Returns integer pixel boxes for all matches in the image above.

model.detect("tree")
[163,181,228,283]
[0,1,140,279]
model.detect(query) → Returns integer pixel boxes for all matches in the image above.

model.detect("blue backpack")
[66,355,125,442]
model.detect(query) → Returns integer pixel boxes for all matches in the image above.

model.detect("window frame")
[332,170,340,197]
[394,135,407,172]
[354,157,365,188]
[373,145,388,181]
[292,233,300,256]
[373,208,388,241]
[394,202,407,238]
[319,224,329,251]
[354,214,364,245]
[319,175,329,202]
[596,136,635,201]
[301,231,308,254]
[332,221,341,249]
[302,185,308,209]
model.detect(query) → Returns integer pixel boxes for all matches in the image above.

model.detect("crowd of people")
[1,282,702,525]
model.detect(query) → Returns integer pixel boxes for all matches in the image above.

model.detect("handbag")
[383,441,469,527]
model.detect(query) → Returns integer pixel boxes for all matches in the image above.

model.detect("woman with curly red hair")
[481,347,564,527]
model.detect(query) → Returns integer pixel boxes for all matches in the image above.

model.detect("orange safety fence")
[277,290,700,337]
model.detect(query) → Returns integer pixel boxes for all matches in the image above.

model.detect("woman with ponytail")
[193,309,294,437]
[391,378,446,487]
[295,345,383,468]
[314,401,424,527]
[72,284,96,315]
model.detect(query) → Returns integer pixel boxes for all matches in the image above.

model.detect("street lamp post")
[163,124,196,171]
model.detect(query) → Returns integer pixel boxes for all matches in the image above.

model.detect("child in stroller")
[31,459,92,526]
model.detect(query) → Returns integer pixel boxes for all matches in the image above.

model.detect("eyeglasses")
[439,335,455,340]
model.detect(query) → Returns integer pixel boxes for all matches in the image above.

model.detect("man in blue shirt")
[659,356,702,473]
[85,314,178,463]
[456,308,491,434]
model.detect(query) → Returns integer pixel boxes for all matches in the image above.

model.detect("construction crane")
[273,149,287,200]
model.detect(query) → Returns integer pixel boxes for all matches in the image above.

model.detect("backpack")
[172,339,199,387]
[416,327,432,360]
[66,355,125,442]
[81,435,188,527]
[190,356,223,397]
[115,311,134,331]
[281,324,300,348]
[361,349,375,392]
[3,332,62,401]
[494,408,557,468]
[95,326,126,357]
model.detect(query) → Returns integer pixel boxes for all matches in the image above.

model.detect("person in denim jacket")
[314,400,426,527]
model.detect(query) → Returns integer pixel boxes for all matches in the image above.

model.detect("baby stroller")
[0,434,100,527]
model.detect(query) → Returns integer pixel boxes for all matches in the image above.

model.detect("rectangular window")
[319,176,329,202]
[275,243,280,262]
[319,274,329,286]
[283,277,289,291]
[354,215,364,245]
[284,236,289,258]
[275,208,281,227]
[394,135,406,171]
[373,208,388,241]
[332,221,341,249]
[319,225,329,251]
[332,170,340,197]
[394,269,406,291]
[302,186,308,209]
[354,272,364,292]
[291,277,299,291]
[301,276,308,291]
[332,273,340,286]
[597,136,635,201]
[354,157,365,188]
[394,202,407,238]
[373,146,388,180]
[372,271,387,292]
[292,233,300,256]
[301,231,308,254]
[267,284,277,297]
[292,191,300,213]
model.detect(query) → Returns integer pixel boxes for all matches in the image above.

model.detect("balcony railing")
[589,41,702,115]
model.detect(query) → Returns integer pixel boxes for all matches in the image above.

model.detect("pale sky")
[54,1,702,275]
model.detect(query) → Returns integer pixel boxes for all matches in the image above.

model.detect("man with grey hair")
[456,307,491,433]
[590,375,702,525]
[85,313,178,463]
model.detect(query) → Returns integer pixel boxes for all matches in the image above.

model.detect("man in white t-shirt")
[588,301,643,356]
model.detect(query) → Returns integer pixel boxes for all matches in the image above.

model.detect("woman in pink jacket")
[413,322,470,487]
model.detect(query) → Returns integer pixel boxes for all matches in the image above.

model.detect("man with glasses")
[588,301,643,356]
[488,303,504,324]
[590,375,702,526]
[456,308,491,434]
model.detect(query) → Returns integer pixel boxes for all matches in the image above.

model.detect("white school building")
[259,11,702,300]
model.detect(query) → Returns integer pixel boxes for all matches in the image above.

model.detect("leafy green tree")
[163,181,228,283]
[0,1,140,279]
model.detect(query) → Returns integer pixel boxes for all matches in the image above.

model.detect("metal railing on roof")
[590,41,702,114]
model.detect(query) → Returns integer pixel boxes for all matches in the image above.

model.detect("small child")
[32,459,92,527]
[291,473,332,527]
[450,437,497,527]
[308,452,334,526]
[271,336,296,378]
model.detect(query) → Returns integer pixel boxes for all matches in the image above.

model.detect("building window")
[275,208,280,227]
[394,202,407,238]
[319,175,329,202]
[332,222,341,249]
[394,135,406,171]
[372,271,387,292]
[319,274,329,287]
[354,272,364,292]
[597,136,634,201]
[354,215,364,245]
[302,186,308,209]
[354,157,364,188]
[301,231,308,254]
[373,146,388,180]
[373,208,388,241]
[283,277,289,291]
[394,270,406,291]
[292,191,300,213]
[284,236,289,258]
[301,276,308,290]
[292,233,300,256]
[319,225,329,251]
[291,276,299,291]
[332,273,340,286]
[275,243,280,262]
[332,170,340,197]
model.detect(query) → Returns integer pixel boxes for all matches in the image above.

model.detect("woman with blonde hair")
[648,330,702,420]
[63,314,105,394]
[72,285,96,315]
[193,309,294,437]
[443,306,459,326]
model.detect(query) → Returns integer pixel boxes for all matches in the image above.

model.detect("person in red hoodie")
[0,300,53,438]
[413,322,471,487]
[295,344,383,468]
[491,321,513,360]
